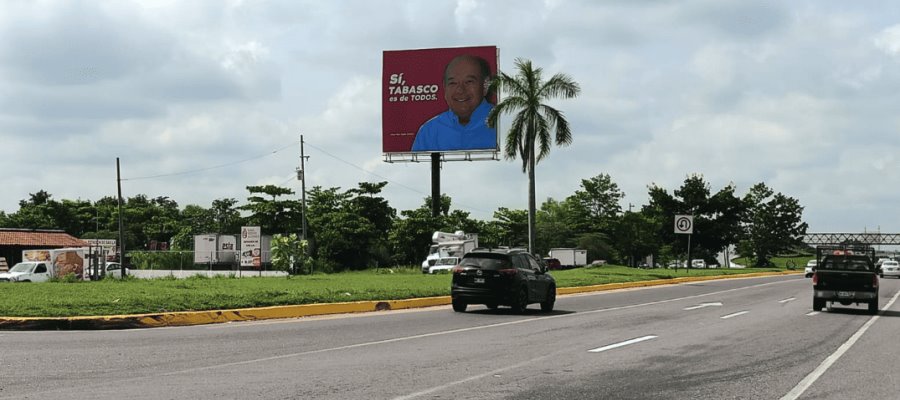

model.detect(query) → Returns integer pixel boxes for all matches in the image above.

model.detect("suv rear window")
[461,253,512,270]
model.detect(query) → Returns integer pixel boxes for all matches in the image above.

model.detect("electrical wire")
[116,137,493,215]
[121,142,297,181]
[303,141,493,214]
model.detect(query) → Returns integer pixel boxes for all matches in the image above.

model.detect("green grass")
[0,264,786,318]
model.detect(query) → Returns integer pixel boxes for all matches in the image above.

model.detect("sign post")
[674,215,694,273]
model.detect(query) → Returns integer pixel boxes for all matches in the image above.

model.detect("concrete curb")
[0,271,801,330]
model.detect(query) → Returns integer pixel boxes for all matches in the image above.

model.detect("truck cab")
[0,262,53,282]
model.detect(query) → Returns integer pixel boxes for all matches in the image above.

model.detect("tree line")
[0,172,807,271]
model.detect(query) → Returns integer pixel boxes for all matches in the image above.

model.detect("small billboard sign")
[240,226,262,268]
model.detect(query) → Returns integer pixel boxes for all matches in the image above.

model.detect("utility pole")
[298,135,310,275]
[116,157,126,277]
[299,135,308,241]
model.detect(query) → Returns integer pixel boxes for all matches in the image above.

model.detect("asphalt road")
[2,274,899,400]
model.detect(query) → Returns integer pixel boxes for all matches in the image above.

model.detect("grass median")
[0,265,786,318]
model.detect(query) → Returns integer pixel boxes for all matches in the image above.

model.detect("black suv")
[451,248,556,313]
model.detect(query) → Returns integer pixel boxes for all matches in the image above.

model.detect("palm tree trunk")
[527,145,536,254]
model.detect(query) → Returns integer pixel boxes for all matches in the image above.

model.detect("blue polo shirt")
[411,100,497,152]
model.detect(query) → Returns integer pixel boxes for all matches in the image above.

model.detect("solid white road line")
[805,311,820,316]
[720,311,748,319]
[780,288,900,400]
[779,297,796,303]
[589,335,658,353]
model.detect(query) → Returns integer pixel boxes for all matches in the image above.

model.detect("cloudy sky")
[2,0,899,234]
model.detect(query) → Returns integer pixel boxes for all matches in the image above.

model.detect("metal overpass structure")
[802,233,900,246]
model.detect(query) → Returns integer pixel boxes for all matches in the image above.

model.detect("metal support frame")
[802,233,900,246]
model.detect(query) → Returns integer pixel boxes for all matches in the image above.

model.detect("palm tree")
[487,58,580,253]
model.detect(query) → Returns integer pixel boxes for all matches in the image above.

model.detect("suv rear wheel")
[869,299,879,314]
[510,287,529,314]
[541,285,556,312]
[452,299,467,312]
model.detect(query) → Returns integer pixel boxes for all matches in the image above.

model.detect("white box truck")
[0,248,88,281]
[193,234,238,265]
[549,248,588,268]
[421,231,479,273]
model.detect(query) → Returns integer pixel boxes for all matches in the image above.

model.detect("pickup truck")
[812,245,879,314]
[0,261,53,282]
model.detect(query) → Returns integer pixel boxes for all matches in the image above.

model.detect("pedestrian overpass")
[803,233,900,245]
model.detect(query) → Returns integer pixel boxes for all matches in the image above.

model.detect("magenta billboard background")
[382,46,498,154]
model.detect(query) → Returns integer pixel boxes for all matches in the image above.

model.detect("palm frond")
[540,104,573,147]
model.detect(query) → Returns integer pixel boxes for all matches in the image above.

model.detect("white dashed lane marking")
[779,297,796,303]
[684,302,723,310]
[589,335,658,353]
[720,311,748,319]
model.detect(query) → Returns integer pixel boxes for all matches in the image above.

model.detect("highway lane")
[1,274,898,399]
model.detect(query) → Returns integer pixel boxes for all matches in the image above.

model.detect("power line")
[122,142,297,181]
[303,141,493,215]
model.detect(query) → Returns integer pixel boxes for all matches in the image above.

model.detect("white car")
[881,260,900,278]
[428,257,459,274]
[104,262,129,278]
[804,260,817,278]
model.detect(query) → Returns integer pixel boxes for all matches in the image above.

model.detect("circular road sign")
[674,215,693,234]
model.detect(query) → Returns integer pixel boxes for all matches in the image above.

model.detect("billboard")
[382,46,498,155]
[240,226,262,268]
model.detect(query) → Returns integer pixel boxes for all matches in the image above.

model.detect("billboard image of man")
[411,55,496,152]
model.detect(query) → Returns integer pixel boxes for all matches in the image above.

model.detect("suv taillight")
[452,267,465,274]
[812,272,818,285]
[873,274,879,288]
[499,268,517,277]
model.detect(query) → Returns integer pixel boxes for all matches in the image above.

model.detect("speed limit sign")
[674,215,693,234]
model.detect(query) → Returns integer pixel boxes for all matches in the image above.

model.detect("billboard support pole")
[431,153,441,218]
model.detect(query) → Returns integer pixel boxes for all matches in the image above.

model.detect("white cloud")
[874,24,900,57]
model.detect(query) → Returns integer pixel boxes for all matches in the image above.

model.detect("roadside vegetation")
[0,264,786,318]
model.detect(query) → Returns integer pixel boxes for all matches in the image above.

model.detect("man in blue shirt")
[411,55,497,152]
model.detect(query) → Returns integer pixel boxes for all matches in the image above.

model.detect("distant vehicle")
[6,247,89,281]
[542,258,562,270]
[451,248,556,313]
[881,260,899,278]
[813,245,879,314]
[104,262,130,279]
[691,259,707,268]
[0,262,52,282]
[427,257,459,274]
[421,231,479,272]
[805,260,817,278]
[549,248,587,268]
